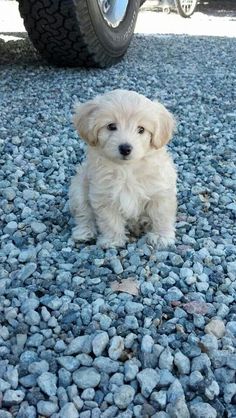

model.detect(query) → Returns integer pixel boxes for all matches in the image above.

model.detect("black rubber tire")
[175,0,198,17]
[18,0,140,67]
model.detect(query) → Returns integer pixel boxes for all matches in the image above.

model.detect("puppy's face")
[73,90,175,163]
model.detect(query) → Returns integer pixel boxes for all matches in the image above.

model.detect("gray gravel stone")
[66,335,92,355]
[37,401,59,416]
[0,412,13,418]
[113,385,135,409]
[108,336,124,360]
[28,360,49,375]
[110,258,123,274]
[137,368,160,397]
[124,359,140,382]
[17,263,37,281]
[150,390,167,409]
[190,402,217,418]
[59,402,79,418]
[73,367,101,388]
[0,378,11,392]
[3,389,25,405]
[92,332,109,356]
[57,356,80,372]
[159,348,174,371]
[37,372,57,396]
[223,383,236,403]
[205,380,220,400]
[141,334,154,353]
[30,221,47,234]
[174,351,190,375]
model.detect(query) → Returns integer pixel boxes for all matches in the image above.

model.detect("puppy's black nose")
[119,143,133,156]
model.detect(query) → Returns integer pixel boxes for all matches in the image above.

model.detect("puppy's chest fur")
[89,157,167,220]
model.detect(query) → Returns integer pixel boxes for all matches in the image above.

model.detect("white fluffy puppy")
[69,89,177,248]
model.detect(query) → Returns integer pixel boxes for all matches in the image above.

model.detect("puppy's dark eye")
[138,126,145,134]
[107,123,117,131]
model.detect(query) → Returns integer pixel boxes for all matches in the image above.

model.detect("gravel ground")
[0,3,236,418]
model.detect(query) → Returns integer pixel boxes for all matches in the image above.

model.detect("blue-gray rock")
[0,412,13,418]
[108,336,124,360]
[3,187,16,201]
[73,395,84,410]
[92,332,109,357]
[18,263,37,281]
[205,380,220,400]
[57,356,80,372]
[4,221,18,234]
[66,335,92,355]
[174,351,190,375]
[223,383,236,403]
[124,315,139,330]
[28,360,49,375]
[167,397,190,418]
[93,357,119,374]
[191,353,211,372]
[18,247,37,263]
[180,268,194,280]
[59,403,79,418]
[189,371,204,389]
[141,335,154,353]
[167,379,184,403]
[165,287,183,302]
[226,321,236,336]
[158,369,175,387]
[37,401,59,417]
[200,334,218,353]
[150,390,167,409]
[24,309,40,326]
[124,359,140,382]
[21,298,39,314]
[3,389,25,405]
[19,374,37,388]
[58,368,72,387]
[16,403,36,418]
[110,258,123,274]
[4,366,18,389]
[27,333,44,347]
[37,372,57,396]
[204,319,226,338]
[227,261,236,278]
[81,388,95,400]
[190,402,217,418]
[113,385,135,409]
[0,378,11,392]
[137,368,160,397]
[73,367,101,388]
[40,295,62,310]
[125,301,144,314]
[159,347,174,371]
[30,221,47,234]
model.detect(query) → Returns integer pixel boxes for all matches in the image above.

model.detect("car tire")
[18,0,140,67]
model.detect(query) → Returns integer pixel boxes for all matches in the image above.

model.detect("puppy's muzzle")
[119,143,133,157]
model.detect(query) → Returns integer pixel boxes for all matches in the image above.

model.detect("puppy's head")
[73,90,175,162]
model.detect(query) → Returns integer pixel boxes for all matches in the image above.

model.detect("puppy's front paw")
[97,235,127,249]
[72,225,96,242]
[146,232,175,248]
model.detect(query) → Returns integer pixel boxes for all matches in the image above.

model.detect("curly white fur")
[69,89,177,248]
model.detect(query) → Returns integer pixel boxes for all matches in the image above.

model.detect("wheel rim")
[98,0,129,28]
[178,0,197,15]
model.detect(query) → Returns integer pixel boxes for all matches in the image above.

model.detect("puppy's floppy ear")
[73,100,99,146]
[151,102,176,149]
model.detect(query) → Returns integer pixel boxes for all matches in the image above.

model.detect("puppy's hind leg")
[69,167,96,242]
